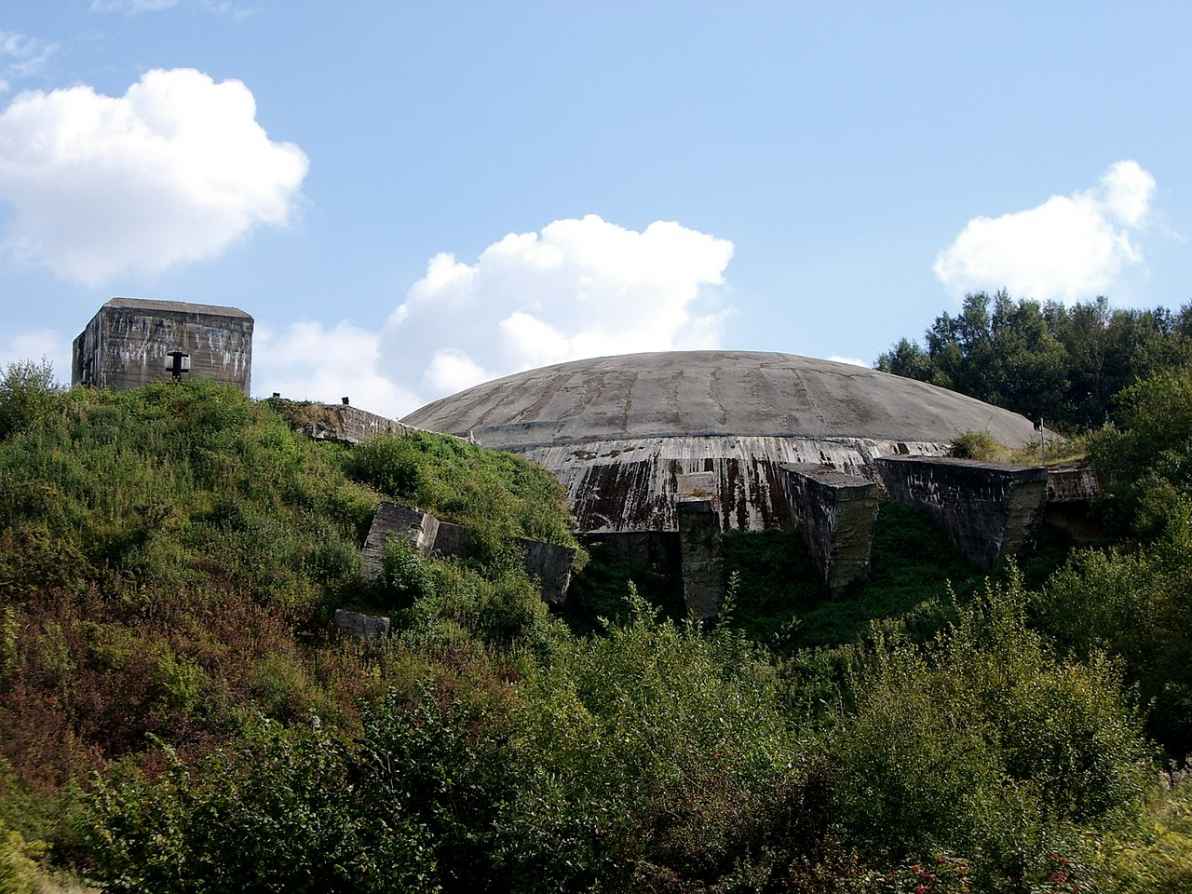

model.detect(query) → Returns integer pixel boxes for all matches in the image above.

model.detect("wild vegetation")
[2,305,1192,891]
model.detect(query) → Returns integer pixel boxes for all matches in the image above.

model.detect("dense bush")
[504,590,823,890]
[0,358,60,441]
[1088,366,1192,536]
[84,724,439,894]
[1033,501,1192,754]
[831,572,1151,887]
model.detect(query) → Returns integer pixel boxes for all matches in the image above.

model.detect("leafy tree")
[0,359,59,440]
[878,293,1192,428]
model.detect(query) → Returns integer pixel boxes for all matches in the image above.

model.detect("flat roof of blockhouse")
[102,297,253,320]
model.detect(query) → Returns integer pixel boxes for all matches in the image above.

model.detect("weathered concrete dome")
[403,351,1039,532]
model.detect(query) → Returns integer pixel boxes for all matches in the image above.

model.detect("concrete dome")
[403,351,1039,532]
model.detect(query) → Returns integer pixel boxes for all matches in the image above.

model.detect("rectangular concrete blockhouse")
[72,297,254,394]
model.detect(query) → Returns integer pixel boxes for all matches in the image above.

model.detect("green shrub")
[381,538,437,605]
[951,430,1006,462]
[1089,366,1192,536]
[1095,776,1192,893]
[0,818,42,894]
[502,589,816,889]
[0,359,59,441]
[84,726,439,894]
[830,571,1151,886]
[1033,500,1192,755]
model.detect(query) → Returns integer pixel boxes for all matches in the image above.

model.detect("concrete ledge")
[874,456,1048,569]
[1046,464,1102,503]
[782,463,878,593]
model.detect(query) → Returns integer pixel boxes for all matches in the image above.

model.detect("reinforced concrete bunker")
[403,350,1041,534]
[72,297,253,394]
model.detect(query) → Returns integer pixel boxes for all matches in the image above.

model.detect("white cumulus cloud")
[252,215,736,418]
[934,160,1156,302]
[0,328,70,381]
[384,214,734,411]
[828,355,867,367]
[253,321,419,418]
[0,67,308,284]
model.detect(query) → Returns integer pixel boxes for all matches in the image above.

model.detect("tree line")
[877,291,1192,429]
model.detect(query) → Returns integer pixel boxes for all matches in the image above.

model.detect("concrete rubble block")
[516,538,577,605]
[782,463,879,593]
[430,519,472,558]
[874,456,1048,569]
[360,501,440,579]
[676,499,724,620]
[430,520,576,605]
[334,608,390,641]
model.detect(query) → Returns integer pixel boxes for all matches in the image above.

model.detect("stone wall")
[782,463,879,593]
[72,298,253,394]
[875,456,1048,569]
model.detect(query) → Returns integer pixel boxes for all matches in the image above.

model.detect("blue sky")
[0,1,1188,416]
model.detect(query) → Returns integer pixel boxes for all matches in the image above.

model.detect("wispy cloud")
[89,0,181,13]
[0,31,58,80]
[90,0,253,18]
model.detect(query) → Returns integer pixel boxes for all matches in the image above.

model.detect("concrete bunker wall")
[782,463,879,593]
[875,456,1048,569]
[72,302,253,394]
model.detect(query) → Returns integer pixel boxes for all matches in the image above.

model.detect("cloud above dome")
[934,161,1156,302]
[383,213,735,407]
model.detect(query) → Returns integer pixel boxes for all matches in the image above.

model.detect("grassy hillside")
[4,363,1192,892]
[0,376,577,852]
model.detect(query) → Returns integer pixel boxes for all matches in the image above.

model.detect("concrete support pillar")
[676,499,724,620]
[874,456,1047,569]
[360,501,440,579]
[782,463,879,593]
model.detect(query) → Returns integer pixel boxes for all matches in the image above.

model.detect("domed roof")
[403,351,1038,449]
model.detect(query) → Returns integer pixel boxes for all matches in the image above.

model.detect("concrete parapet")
[676,499,724,619]
[361,502,439,579]
[874,456,1048,569]
[334,608,391,641]
[782,463,879,593]
[1046,464,1101,503]
[300,403,422,445]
